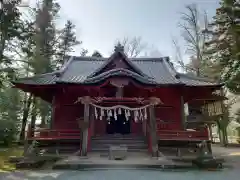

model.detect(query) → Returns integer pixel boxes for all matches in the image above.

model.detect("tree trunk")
[208,124,213,142]
[19,94,32,141]
[30,97,37,138]
[223,127,228,146]
[40,116,47,128]
[217,119,228,146]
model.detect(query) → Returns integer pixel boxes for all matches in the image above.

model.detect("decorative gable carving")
[96,53,142,77]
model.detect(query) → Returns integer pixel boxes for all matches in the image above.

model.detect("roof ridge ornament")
[114,43,124,52]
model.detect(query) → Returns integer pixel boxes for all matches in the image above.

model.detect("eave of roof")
[177,73,224,87]
[12,54,223,87]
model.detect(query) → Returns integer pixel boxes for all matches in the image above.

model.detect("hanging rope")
[90,102,152,122]
[75,96,162,122]
[89,102,152,111]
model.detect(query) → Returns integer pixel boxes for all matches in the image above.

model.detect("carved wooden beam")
[75,96,163,106]
[148,97,163,105]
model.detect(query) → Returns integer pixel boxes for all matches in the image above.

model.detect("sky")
[29,0,220,60]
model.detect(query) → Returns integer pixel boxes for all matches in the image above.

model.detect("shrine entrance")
[106,112,131,134]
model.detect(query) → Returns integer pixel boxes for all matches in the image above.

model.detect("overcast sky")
[28,0,220,60]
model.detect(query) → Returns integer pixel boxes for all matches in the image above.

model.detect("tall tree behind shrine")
[0,0,23,85]
[203,0,240,145]
[173,3,236,146]
[28,0,60,129]
[17,0,83,138]
[173,4,209,76]
[30,0,83,128]
[204,0,240,94]
[0,0,27,143]
[55,20,81,68]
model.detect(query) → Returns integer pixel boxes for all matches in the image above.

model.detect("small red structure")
[13,44,223,156]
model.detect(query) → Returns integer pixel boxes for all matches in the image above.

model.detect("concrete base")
[52,152,193,170]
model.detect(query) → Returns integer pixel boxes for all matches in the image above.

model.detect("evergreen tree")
[0,0,23,86]
[56,20,81,67]
[205,0,240,93]
[91,50,102,57]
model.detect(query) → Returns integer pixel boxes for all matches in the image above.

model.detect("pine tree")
[0,0,23,86]
[56,20,81,67]
[205,0,240,93]
[91,50,102,57]
[203,0,240,146]
[29,0,61,128]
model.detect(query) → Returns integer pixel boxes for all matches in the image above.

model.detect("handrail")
[26,129,81,140]
[32,129,81,132]
[157,129,209,140]
[158,130,205,133]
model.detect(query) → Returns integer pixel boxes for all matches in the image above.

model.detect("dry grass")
[0,147,23,172]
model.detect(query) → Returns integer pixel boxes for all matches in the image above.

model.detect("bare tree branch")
[116,36,147,57]
[172,3,210,77]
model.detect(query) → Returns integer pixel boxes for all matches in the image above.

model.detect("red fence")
[27,129,81,140]
[157,130,209,141]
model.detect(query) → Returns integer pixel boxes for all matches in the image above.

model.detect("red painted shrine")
[13,45,224,155]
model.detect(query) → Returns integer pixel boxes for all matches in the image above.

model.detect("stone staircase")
[39,140,81,155]
[90,134,148,152]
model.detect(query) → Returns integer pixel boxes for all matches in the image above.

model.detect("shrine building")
[13,44,224,156]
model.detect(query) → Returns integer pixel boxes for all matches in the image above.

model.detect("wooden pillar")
[91,107,95,137]
[81,96,90,156]
[143,118,147,136]
[180,95,186,130]
[149,105,158,157]
[50,95,56,129]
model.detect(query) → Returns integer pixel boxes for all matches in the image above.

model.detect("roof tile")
[13,55,221,87]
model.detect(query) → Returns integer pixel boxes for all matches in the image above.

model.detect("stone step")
[91,143,148,149]
[91,141,147,145]
[92,135,146,141]
[43,146,80,154]
[90,148,148,152]
[91,139,146,144]
[90,135,148,153]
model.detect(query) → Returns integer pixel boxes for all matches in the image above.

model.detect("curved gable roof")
[12,52,222,87]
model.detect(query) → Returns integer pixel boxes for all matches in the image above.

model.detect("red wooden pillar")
[87,107,94,151]
[79,96,90,156]
[149,105,157,156]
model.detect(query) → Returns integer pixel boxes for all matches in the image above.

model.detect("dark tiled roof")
[177,73,221,86]
[13,53,221,87]
[14,72,58,85]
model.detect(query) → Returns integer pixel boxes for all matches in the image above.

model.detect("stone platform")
[52,152,193,170]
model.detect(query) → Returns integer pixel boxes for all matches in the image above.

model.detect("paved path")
[0,145,239,179]
[212,145,240,168]
[212,145,240,156]
[0,168,240,180]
